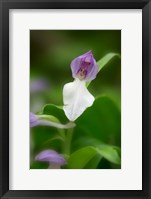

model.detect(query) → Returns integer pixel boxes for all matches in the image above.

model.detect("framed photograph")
[0,0,150,198]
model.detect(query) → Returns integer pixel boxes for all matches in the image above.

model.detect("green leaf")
[87,53,120,87]
[74,96,121,145]
[42,104,68,123]
[68,146,97,169]
[97,53,120,71]
[72,136,102,152]
[43,135,65,146]
[84,154,102,169]
[68,145,120,169]
[38,114,61,124]
[95,145,121,165]
[37,114,66,138]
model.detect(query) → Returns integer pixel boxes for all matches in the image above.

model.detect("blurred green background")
[30,30,121,169]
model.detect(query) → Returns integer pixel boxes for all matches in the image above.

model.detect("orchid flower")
[35,149,67,169]
[63,50,98,121]
[30,112,75,129]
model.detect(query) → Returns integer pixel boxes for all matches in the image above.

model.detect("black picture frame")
[0,0,150,198]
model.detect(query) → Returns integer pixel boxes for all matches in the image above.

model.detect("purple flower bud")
[70,50,98,82]
[30,112,39,127]
[35,149,67,169]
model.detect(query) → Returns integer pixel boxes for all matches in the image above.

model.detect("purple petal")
[70,50,98,82]
[30,112,39,127]
[84,59,98,82]
[35,150,67,166]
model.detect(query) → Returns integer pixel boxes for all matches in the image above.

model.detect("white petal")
[63,78,94,121]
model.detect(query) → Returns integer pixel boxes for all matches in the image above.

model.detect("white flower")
[63,51,98,121]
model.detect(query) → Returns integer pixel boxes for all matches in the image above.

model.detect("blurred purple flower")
[35,149,67,169]
[30,112,39,127]
[30,79,49,93]
[70,50,98,82]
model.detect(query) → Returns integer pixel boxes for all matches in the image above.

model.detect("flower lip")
[70,50,98,82]
[35,149,67,166]
[63,78,94,121]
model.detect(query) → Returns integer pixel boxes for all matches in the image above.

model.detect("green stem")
[63,128,73,155]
